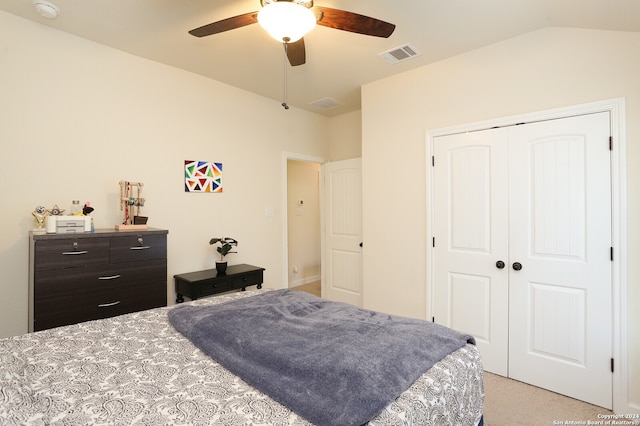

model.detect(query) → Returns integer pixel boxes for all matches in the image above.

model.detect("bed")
[0,289,484,425]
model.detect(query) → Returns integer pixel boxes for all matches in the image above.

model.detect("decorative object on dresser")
[174,263,264,303]
[116,180,148,230]
[31,205,49,231]
[37,201,95,234]
[28,228,168,332]
[209,236,238,273]
[46,204,65,216]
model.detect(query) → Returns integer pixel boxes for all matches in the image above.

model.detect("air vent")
[379,44,420,64]
[309,97,343,109]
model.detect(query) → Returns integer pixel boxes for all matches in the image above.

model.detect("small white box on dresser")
[46,216,91,233]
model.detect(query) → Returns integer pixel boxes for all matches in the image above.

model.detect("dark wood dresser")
[174,264,264,303]
[28,228,168,332]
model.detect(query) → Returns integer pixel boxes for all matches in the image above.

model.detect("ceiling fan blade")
[313,6,395,38]
[285,38,306,66]
[189,12,259,38]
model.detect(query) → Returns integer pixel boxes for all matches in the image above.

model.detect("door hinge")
[611,247,614,261]
[432,237,435,247]
[611,358,614,373]
[609,136,613,151]
[432,316,435,323]
[432,156,435,167]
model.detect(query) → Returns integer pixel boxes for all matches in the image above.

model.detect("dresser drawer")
[199,278,233,296]
[34,238,109,271]
[110,233,167,263]
[35,285,126,330]
[110,258,167,309]
[34,265,119,303]
[231,271,262,288]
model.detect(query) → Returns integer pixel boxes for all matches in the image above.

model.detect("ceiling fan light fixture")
[257,2,316,43]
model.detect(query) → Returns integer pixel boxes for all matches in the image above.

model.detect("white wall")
[287,160,321,286]
[361,27,640,411]
[0,11,330,338]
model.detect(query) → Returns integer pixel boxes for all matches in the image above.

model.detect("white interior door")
[431,112,612,408]
[432,128,510,376]
[507,112,612,409]
[322,158,363,306]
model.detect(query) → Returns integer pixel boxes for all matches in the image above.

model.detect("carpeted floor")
[483,372,613,425]
[292,281,614,426]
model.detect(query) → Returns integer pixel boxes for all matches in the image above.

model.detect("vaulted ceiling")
[2,0,639,116]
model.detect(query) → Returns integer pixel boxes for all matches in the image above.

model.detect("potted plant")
[209,237,238,274]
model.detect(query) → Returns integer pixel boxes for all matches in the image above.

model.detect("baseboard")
[289,275,320,288]
[627,401,640,414]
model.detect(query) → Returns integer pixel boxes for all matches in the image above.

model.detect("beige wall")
[361,27,639,411]
[0,11,330,338]
[328,109,362,161]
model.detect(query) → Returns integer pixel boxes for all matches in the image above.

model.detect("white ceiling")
[2,0,640,116]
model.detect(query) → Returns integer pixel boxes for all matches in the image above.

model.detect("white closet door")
[431,112,612,408]
[507,112,612,409]
[432,128,510,376]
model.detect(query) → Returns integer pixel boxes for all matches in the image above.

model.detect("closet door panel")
[507,112,612,409]
[432,128,509,376]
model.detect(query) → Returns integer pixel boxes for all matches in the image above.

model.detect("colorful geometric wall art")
[185,160,223,193]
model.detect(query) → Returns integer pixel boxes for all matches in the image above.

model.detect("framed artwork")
[185,160,223,193]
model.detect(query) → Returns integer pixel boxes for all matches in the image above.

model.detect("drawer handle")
[98,301,121,308]
[62,251,88,255]
[98,275,121,280]
[130,246,151,250]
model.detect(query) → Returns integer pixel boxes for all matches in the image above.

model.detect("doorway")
[426,99,627,412]
[282,153,327,297]
[281,153,363,306]
[286,159,322,293]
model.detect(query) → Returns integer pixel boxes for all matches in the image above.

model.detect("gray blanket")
[168,289,475,426]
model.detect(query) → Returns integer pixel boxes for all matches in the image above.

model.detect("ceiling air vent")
[379,44,420,64]
[309,97,343,109]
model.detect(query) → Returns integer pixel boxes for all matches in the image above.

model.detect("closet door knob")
[496,260,505,269]
[512,262,523,271]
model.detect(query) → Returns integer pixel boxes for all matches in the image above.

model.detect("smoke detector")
[33,0,60,19]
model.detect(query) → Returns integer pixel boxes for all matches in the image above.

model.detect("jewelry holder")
[115,180,148,230]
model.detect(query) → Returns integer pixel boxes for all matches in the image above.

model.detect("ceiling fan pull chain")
[282,40,290,110]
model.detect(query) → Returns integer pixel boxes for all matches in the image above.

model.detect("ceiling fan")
[189,0,396,66]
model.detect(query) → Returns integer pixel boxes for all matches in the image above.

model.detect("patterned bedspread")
[0,290,484,425]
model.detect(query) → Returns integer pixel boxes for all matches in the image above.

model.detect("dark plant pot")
[215,261,227,274]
